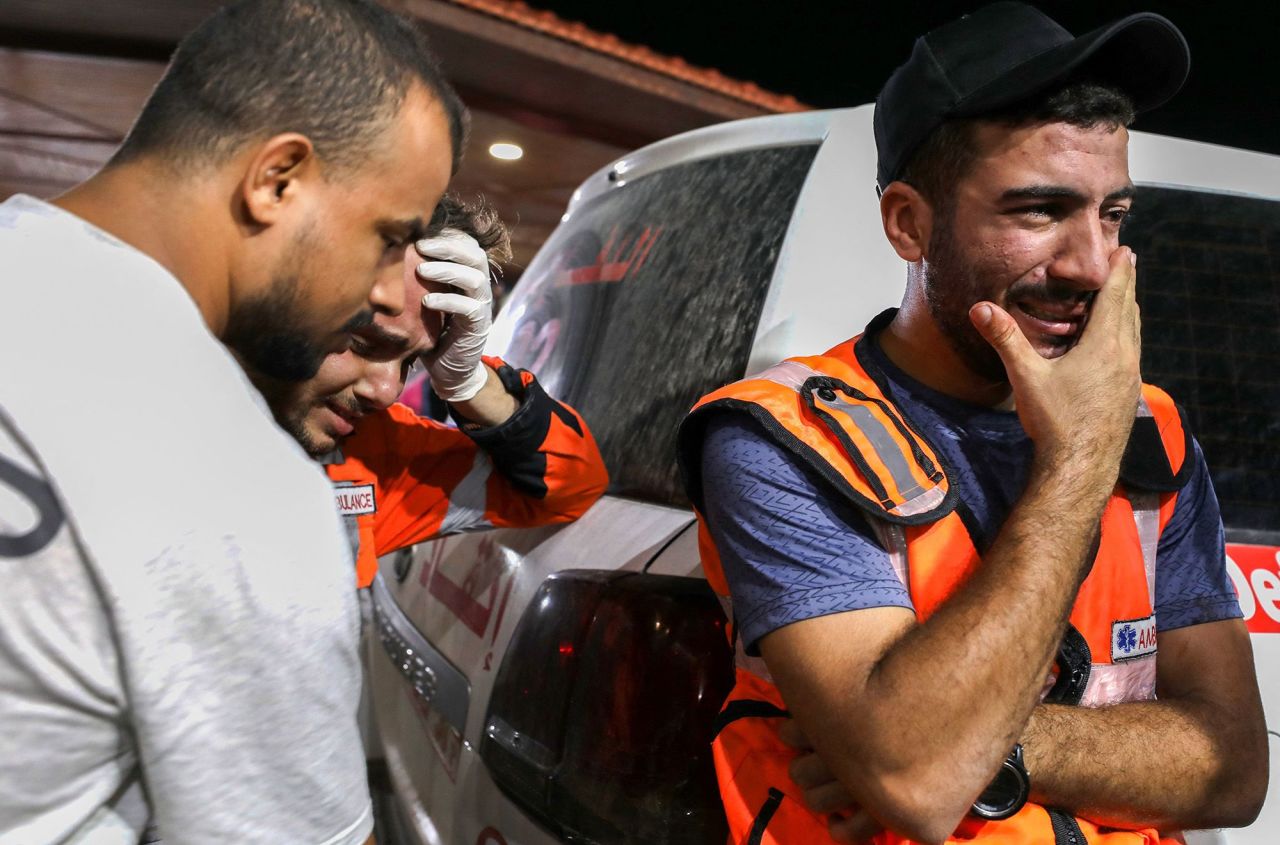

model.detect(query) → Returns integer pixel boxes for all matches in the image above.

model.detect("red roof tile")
[444,0,810,113]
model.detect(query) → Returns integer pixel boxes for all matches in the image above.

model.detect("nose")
[368,264,406,318]
[1048,215,1111,292]
[353,361,402,411]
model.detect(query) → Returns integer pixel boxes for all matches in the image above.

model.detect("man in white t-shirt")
[0,1,464,842]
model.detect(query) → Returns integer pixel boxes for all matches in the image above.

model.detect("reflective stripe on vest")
[868,396,1163,709]
[439,451,495,535]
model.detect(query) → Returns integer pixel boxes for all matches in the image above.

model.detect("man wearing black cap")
[678,3,1267,843]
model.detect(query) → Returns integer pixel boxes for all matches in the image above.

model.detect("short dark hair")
[429,193,513,270]
[110,0,467,174]
[900,82,1136,210]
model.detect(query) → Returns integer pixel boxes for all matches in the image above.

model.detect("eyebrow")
[1000,184,1137,203]
[1106,185,1138,202]
[380,216,429,245]
[355,320,411,354]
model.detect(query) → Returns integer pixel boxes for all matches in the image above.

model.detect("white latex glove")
[415,230,493,403]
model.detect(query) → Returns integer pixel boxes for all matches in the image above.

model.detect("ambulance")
[366,104,1280,845]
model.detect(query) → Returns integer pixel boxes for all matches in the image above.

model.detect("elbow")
[551,473,609,520]
[572,465,610,514]
[1212,762,1269,829]
[866,769,972,845]
[1190,741,1269,829]
[1220,725,1270,828]
[536,457,608,521]
[893,818,962,845]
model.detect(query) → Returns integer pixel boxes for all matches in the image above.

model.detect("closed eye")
[1009,203,1063,222]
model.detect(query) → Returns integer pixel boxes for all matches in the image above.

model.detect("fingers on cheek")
[423,278,452,297]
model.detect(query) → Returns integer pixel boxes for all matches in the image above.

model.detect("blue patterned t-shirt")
[699,337,1242,655]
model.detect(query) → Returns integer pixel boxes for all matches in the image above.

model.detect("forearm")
[773,458,1117,838]
[449,365,518,427]
[1025,698,1263,829]
[459,363,608,520]
[1025,620,1268,830]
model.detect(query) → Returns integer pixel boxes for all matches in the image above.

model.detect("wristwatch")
[970,743,1030,821]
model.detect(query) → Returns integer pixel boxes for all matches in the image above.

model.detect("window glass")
[1124,187,1280,538]
[495,144,820,506]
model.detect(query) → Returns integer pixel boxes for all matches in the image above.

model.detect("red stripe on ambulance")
[1226,544,1280,635]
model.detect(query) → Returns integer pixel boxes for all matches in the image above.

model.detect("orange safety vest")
[327,358,608,588]
[677,323,1193,845]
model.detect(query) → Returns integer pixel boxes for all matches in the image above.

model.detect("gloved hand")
[415,230,493,403]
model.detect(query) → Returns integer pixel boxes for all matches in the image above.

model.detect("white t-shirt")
[0,195,373,844]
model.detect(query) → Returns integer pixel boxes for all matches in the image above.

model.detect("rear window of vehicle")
[494,144,821,507]
[1124,186,1280,541]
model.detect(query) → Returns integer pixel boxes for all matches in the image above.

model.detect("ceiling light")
[489,142,523,161]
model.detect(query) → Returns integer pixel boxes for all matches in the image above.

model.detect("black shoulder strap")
[1119,402,1195,493]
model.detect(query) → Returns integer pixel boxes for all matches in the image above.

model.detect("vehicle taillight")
[480,570,734,844]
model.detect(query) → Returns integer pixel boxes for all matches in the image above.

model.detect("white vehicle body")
[368,104,1280,845]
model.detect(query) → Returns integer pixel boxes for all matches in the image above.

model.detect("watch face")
[971,760,1029,820]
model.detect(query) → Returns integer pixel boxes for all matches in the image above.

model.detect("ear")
[240,133,317,227]
[879,181,934,263]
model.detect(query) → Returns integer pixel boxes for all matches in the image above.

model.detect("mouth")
[321,399,360,438]
[1008,296,1090,340]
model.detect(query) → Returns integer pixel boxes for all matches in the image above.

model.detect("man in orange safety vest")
[677,3,1267,843]
[252,193,607,588]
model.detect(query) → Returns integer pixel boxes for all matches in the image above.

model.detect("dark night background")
[528,0,1279,157]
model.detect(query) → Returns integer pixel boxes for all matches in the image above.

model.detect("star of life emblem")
[1111,615,1157,662]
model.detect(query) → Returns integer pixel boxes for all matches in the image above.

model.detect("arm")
[125,523,375,842]
[361,231,606,554]
[414,231,607,520]
[760,249,1143,843]
[449,363,519,426]
[1022,618,1267,829]
[365,363,606,555]
[786,619,1268,839]
[1020,438,1268,828]
[453,357,608,526]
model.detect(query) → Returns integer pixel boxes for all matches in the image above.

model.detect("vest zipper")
[1045,623,1092,705]
[1047,807,1086,845]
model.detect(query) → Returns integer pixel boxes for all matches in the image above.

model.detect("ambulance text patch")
[334,484,376,517]
[1111,615,1157,662]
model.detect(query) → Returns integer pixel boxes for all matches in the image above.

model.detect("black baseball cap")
[874,1,1190,191]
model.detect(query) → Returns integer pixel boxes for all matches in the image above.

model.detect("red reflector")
[557,642,574,656]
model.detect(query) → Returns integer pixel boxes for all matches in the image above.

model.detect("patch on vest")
[334,484,376,517]
[1111,616,1157,662]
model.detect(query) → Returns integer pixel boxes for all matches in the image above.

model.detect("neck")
[53,160,234,336]
[878,269,1016,410]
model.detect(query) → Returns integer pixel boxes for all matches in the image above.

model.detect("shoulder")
[700,413,850,523]
[702,412,780,466]
[1120,382,1195,492]
[6,292,339,574]
[345,402,461,461]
